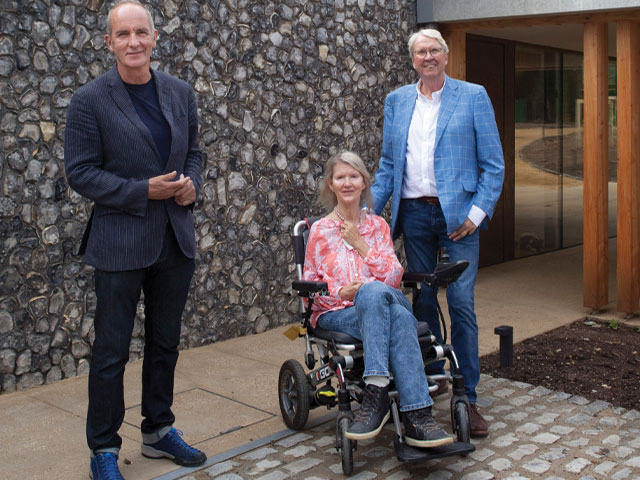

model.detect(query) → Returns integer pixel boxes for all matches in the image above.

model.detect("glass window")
[514,45,617,258]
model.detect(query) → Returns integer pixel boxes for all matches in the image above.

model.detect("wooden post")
[443,30,466,80]
[616,21,640,313]
[583,22,609,310]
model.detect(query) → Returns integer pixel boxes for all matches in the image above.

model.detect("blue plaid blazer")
[64,67,202,271]
[371,76,504,239]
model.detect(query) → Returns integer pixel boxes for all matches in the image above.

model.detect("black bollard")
[494,325,513,368]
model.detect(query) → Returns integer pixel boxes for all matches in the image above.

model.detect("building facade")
[0,0,417,393]
[417,0,640,313]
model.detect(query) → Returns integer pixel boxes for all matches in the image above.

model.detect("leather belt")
[415,196,440,206]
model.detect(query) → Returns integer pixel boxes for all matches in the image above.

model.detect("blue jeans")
[398,199,480,403]
[87,225,195,452]
[317,281,432,411]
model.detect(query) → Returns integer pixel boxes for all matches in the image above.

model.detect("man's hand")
[449,217,478,242]
[174,174,196,206]
[338,280,363,301]
[148,171,188,200]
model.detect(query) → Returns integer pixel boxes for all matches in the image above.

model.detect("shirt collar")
[416,77,446,101]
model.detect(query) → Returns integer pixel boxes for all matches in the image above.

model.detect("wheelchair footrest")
[394,437,475,462]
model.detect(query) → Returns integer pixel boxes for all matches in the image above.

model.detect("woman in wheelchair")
[302,151,453,448]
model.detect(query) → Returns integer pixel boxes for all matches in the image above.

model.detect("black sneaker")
[345,384,390,440]
[403,407,453,448]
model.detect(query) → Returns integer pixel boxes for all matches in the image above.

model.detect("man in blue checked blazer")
[64,2,205,478]
[371,29,504,439]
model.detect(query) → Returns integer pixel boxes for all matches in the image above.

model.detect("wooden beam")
[442,8,640,31]
[583,22,609,310]
[616,21,640,313]
[442,30,466,80]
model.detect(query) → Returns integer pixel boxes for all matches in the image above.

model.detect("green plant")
[608,318,620,330]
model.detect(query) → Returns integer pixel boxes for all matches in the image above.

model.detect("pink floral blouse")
[302,213,404,328]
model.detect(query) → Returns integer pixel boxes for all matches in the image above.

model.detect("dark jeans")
[87,225,195,452]
[399,199,480,403]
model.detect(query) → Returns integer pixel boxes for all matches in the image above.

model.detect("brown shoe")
[469,403,489,437]
[430,379,449,398]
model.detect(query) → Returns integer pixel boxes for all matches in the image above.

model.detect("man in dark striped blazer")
[64,2,205,478]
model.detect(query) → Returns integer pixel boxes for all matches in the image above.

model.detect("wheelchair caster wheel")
[337,416,354,474]
[278,359,310,430]
[452,401,471,444]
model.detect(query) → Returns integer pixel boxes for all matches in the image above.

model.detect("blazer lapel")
[435,76,460,149]
[153,71,180,173]
[106,67,160,160]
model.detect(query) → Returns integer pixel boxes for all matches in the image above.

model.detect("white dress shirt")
[403,79,486,227]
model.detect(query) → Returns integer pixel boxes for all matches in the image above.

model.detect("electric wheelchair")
[278,217,475,474]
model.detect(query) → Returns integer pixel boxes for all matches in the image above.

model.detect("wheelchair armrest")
[401,260,469,288]
[402,272,436,288]
[292,280,329,296]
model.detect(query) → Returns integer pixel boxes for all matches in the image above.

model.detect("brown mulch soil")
[480,319,640,411]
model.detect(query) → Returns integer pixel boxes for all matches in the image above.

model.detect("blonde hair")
[408,29,449,57]
[319,151,373,211]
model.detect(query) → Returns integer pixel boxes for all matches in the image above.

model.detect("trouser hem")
[142,425,173,444]
[91,447,120,458]
[399,400,433,412]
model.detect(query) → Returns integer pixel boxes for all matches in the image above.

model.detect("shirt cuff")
[468,205,487,227]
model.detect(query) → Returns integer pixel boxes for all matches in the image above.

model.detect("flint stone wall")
[0,0,417,393]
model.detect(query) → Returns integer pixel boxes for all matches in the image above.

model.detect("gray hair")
[408,29,449,57]
[107,0,155,37]
[319,151,374,211]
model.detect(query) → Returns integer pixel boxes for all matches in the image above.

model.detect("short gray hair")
[107,0,155,37]
[319,151,374,211]
[408,29,449,57]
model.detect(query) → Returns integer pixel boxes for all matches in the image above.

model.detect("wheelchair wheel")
[278,359,310,430]
[452,401,471,444]
[338,416,354,475]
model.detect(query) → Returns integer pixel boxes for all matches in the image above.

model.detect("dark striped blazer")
[64,66,203,271]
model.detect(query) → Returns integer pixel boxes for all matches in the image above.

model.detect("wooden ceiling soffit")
[439,8,640,31]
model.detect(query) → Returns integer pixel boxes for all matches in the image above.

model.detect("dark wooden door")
[466,35,515,266]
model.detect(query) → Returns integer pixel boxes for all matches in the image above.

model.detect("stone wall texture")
[0,0,417,393]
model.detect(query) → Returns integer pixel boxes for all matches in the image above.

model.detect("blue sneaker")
[141,428,206,466]
[90,452,125,480]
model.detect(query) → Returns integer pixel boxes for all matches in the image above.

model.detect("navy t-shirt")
[124,77,172,168]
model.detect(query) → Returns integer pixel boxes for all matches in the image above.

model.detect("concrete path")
[1,242,636,480]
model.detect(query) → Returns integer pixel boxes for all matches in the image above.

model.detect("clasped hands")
[148,171,195,206]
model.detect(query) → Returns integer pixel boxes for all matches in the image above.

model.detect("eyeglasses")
[413,48,445,59]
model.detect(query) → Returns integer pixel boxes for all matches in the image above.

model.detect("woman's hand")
[340,221,370,257]
[338,280,363,301]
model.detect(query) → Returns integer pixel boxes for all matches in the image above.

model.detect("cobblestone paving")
[179,375,640,479]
